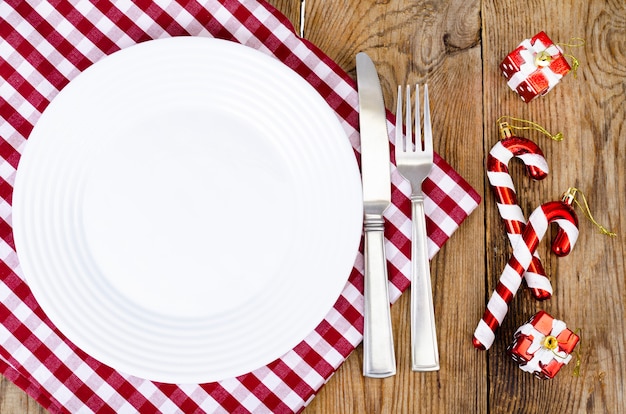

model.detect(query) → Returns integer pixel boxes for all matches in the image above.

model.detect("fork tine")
[414,84,420,153]
[423,84,433,155]
[405,85,412,152]
[395,85,403,152]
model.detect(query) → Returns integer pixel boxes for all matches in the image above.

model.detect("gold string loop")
[558,37,586,49]
[562,187,617,237]
[497,116,563,141]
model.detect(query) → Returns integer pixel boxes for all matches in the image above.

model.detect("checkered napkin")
[0,1,481,412]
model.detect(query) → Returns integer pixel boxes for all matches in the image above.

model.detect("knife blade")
[356,52,396,378]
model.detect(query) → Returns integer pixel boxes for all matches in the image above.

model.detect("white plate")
[12,37,362,384]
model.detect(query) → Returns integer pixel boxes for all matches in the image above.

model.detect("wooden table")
[1,1,624,412]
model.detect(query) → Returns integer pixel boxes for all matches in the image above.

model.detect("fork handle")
[362,214,396,378]
[410,196,440,371]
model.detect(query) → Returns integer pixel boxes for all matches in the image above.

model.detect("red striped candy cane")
[487,136,552,300]
[473,199,579,350]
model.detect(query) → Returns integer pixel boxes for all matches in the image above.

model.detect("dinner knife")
[356,52,396,378]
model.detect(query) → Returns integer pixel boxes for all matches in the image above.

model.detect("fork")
[395,84,440,371]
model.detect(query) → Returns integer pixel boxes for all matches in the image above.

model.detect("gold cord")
[557,38,586,49]
[563,53,581,78]
[570,328,582,377]
[563,187,617,237]
[496,116,563,141]
[557,38,586,78]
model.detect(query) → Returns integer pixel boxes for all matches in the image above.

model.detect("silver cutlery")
[356,52,396,378]
[395,84,439,371]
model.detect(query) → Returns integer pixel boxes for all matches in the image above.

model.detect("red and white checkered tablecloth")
[0,1,481,412]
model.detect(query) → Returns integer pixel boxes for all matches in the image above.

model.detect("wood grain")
[1,0,624,412]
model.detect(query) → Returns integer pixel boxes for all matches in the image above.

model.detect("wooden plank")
[0,377,46,414]
[481,0,626,412]
[301,0,487,412]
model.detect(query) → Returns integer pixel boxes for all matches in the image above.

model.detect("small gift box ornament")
[508,311,580,379]
[500,31,571,102]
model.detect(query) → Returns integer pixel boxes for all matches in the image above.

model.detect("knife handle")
[410,197,440,371]
[362,214,396,378]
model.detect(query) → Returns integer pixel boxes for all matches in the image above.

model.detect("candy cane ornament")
[487,134,552,300]
[473,198,579,350]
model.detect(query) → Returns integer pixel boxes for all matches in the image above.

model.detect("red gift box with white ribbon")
[508,311,580,379]
[500,31,571,102]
